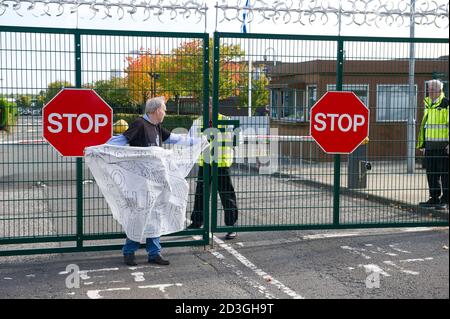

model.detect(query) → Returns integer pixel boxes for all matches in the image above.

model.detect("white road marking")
[389,244,411,254]
[97,280,126,285]
[138,283,183,299]
[341,246,372,260]
[375,247,397,256]
[303,232,363,240]
[213,236,304,299]
[383,261,419,275]
[138,283,182,292]
[128,265,162,270]
[131,272,146,282]
[210,251,277,299]
[399,258,433,263]
[401,227,436,233]
[87,288,131,299]
[361,264,391,277]
[58,267,119,280]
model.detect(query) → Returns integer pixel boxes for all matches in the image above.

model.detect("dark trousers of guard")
[425,148,449,203]
[191,165,238,226]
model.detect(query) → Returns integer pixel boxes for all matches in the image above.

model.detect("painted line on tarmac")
[87,287,131,299]
[302,227,440,240]
[383,261,419,275]
[210,250,277,299]
[192,235,277,299]
[212,236,304,299]
[231,227,442,249]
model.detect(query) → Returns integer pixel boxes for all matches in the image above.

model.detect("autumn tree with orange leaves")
[124,40,248,111]
[167,39,247,101]
[125,49,170,106]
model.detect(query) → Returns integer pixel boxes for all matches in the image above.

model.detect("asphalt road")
[0,227,448,299]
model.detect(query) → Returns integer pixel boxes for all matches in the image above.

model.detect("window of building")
[376,84,417,122]
[269,85,317,122]
[282,89,294,119]
[295,90,306,121]
[270,89,280,119]
[327,84,369,106]
[306,85,317,121]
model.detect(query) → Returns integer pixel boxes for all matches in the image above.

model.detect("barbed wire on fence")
[0,0,448,28]
[217,0,449,29]
[0,0,208,22]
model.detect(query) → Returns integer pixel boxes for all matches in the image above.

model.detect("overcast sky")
[0,0,449,38]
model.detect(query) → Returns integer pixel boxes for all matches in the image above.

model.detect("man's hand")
[420,148,425,154]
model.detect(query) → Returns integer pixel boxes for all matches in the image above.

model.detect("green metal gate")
[0,26,210,256]
[211,32,449,235]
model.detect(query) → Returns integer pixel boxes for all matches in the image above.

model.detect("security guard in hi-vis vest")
[188,98,238,240]
[417,79,449,209]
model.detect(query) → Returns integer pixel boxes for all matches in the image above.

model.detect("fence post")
[203,34,211,245]
[74,31,84,248]
[333,38,344,226]
[210,32,220,242]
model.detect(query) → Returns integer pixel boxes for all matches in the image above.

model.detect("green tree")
[15,94,32,109]
[238,64,270,113]
[45,80,73,103]
[123,40,247,115]
[85,77,136,113]
[35,91,46,108]
[124,51,169,107]
[163,39,245,102]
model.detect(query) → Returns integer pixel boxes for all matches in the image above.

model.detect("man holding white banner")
[85,97,207,266]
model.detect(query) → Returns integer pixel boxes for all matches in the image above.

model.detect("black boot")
[124,253,137,266]
[419,197,440,207]
[148,255,170,265]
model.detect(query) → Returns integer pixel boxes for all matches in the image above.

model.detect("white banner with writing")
[85,137,208,242]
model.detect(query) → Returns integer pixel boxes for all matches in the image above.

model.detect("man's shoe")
[419,198,440,207]
[187,223,202,229]
[124,254,137,266]
[436,198,449,210]
[148,255,170,266]
[225,232,237,240]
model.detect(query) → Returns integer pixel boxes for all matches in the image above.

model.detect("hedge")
[0,100,18,131]
[114,113,199,131]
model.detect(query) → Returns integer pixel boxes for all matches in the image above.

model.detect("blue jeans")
[122,237,161,259]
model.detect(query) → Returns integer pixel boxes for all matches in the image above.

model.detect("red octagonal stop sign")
[43,89,113,157]
[310,91,369,154]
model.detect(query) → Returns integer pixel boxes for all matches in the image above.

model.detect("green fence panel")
[211,32,448,234]
[0,26,210,256]
[340,38,449,226]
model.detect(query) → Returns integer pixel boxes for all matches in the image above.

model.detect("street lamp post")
[148,71,160,98]
[264,47,276,67]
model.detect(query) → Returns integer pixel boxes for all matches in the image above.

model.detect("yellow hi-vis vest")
[196,114,234,167]
[417,93,449,149]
